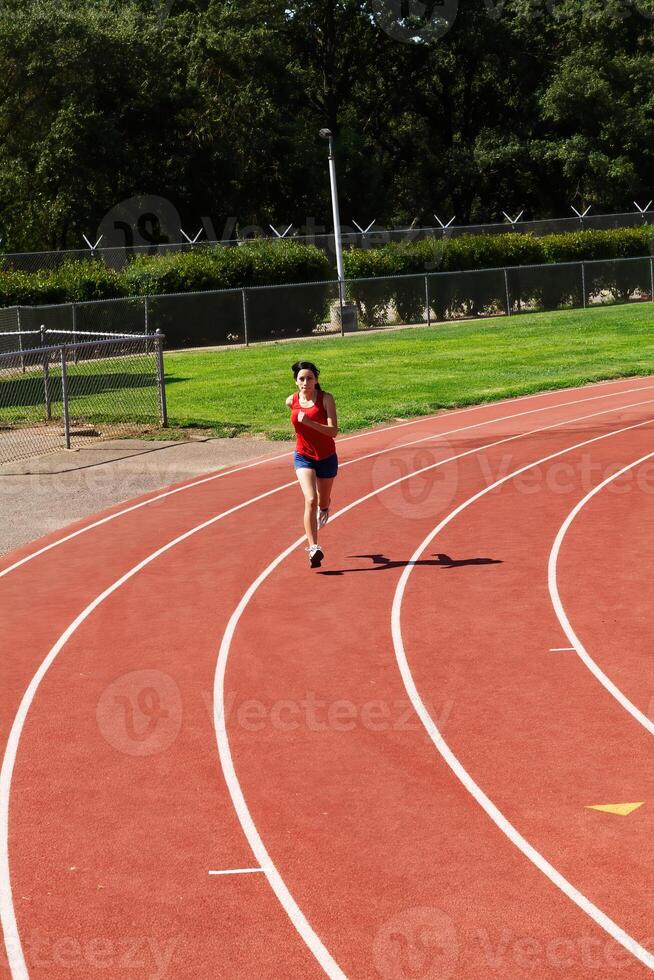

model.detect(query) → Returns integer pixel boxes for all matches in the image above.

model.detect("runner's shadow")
[319,553,503,576]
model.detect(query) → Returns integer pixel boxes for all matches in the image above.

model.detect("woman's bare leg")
[317,476,335,514]
[296,467,319,546]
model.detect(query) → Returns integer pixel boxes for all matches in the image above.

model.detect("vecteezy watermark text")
[94,669,454,756]
[8,933,178,979]
[96,197,448,270]
[211,690,453,735]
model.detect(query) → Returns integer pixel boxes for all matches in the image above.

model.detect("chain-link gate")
[0,331,166,465]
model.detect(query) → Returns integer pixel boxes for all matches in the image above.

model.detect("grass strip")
[162,304,654,439]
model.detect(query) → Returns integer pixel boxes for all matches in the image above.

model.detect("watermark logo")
[371,435,459,521]
[97,195,182,264]
[372,0,459,44]
[96,670,183,757]
[373,907,459,978]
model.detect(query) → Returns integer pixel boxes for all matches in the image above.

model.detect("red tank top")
[291,390,336,461]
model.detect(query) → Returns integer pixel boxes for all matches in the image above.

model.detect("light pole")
[319,128,345,304]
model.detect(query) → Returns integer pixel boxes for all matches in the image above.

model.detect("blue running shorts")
[293,452,339,479]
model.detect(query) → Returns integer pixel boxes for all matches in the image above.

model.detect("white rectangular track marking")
[208,868,264,876]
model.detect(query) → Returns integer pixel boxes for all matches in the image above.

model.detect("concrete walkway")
[0,436,294,558]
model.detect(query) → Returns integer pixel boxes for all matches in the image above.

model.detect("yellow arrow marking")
[586,802,644,816]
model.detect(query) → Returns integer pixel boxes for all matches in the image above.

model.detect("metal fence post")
[650,257,654,302]
[241,289,249,346]
[61,347,71,449]
[40,325,51,420]
[581,262,587,308]
[71,302,79,364]
[144,296,151,353]
[17,308,25,373]
[155,329,168,427]
[339,281,345,337]
[503,268,511,315]
[425,275,431,327]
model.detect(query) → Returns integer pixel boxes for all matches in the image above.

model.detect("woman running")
[286,360,339,568]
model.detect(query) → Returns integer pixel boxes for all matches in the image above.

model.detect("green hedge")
[122,240,332,295]
[0,260,125,307]
[0,241,332,308]
[0,227,652,326]
[343,227,654,326]
[343,227,651,278]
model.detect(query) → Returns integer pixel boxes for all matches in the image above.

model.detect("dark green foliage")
[123,240,332,295]
[442,234,544,272]
[0,260,124,307]
[0,228,652,341]
[0,242,331,308]
[49,260,127,302]
[344,227,653,324]
[344,227,652,279]
[0,270,67,307]
[1,1,654,252]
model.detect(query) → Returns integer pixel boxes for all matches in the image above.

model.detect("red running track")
[3,377,654,979]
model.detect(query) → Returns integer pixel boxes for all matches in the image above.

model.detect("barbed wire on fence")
[2,208,654,274]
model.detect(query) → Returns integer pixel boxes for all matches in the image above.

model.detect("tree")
[0,0,190,249]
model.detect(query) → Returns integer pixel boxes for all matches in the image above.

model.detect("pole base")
[330,302,358,333]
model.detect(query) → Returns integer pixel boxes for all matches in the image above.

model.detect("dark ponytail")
[292,360,321,390]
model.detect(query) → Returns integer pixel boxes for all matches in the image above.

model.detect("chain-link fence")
[140,280,342,347]
[0,308,20,354]
[347,255,654,327]
[1,253,650,461]
[3,210,654,273]
[1,252,652,362]
[0,332,166,465]
[299,210,654,255]
[0,241,202,274]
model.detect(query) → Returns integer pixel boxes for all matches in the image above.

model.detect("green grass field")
[163,303,654,440]
[0,354,160,427]
[4,304,652,439]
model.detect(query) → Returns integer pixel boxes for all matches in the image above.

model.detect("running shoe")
[318,507,329,529]
[307,544,324,568]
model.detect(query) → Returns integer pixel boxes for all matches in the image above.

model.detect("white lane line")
[0,417,426,579]
[0,480,303,980]
[214,408,654,979]
[208,868,264,876]
[550,647,575,651]
[3,376,654,580]
[548,450,654,737]
[390,429,654,971]
[3,396,654,979]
